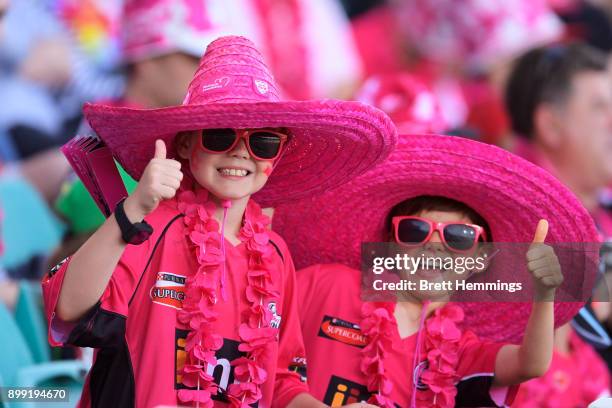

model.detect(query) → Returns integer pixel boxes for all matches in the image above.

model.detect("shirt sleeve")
[41,229,152,349]
[454,331,520,407]
[271,243,310,408]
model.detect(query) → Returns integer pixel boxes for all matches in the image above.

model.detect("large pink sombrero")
[272,135,600,343]
[82,36,397,206]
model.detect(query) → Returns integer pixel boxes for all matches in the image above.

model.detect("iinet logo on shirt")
[175,330,259,407]
[318,316,367,348]
[324,376,370,406]
[324,376,401,408]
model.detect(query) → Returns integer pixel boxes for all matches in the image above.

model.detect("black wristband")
[114,198,153,245]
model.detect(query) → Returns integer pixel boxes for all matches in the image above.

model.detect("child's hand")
[527,219,563,301]
[124,140,183,221]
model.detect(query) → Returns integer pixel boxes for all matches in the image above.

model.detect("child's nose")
[428,230,443,243]
[423,230,445,254]
[229,137,250,160]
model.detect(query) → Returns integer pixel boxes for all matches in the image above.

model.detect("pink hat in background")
[83,36,397,206]
[120,0,223,62]
[396,0,564,68]
[272,134,600,343]
[356,73,447,134]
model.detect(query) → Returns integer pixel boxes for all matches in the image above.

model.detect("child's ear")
[175,131,196,160]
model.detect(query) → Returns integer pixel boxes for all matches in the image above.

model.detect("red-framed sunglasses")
[392,216,487,253]
[197,128,289,161]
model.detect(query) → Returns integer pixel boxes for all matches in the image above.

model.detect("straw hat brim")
[272,134,600,343]
[83,100,397,206]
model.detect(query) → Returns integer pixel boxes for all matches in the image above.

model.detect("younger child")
[272,134,599,407]
[41,36,396,408]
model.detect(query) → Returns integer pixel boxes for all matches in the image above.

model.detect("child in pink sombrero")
[272,135,600,407]
[40,36,396,408]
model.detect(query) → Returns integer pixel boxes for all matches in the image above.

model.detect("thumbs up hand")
[526,220,563,300]
[123,139,183,222]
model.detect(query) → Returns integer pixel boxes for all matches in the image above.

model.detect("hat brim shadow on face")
[272,134,601,343]
[83,100,397,207]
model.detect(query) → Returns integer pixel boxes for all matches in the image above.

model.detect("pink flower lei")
[175,189,279,407]
[360,303,465,408]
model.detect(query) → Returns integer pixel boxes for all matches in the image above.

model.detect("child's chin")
[207,185,261,202]
[196,179,254,201]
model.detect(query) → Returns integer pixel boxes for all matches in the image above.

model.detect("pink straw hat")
[83,36,397,206]
[272,134,600,343]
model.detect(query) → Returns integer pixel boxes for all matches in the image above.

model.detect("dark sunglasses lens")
[443,224,477,251]
[397,219,430,244]
[201,128,236,152]
[248,132,282,159]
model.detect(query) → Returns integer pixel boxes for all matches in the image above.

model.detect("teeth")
[219,168,248,177]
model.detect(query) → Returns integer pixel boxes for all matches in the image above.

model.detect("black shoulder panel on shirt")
[88,321,135,407]
[66,302,123,349]
[455,374,500,407]
[67,307,135,407]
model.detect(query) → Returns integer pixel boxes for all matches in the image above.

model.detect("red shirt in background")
[42,197,308,407]
[296,263,518,407]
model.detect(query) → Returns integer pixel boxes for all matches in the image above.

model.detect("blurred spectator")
[113,0,362,103]
[0,0,124,161]
[383,0,564,142]
[512,324,611,407]
[553,0,612,52]
[505,44,612,218]
[395,0,563,72]
[505,42,612,374]
[344,0,407,77]
[338,0,385,19]
[47,0,208,275]
[355,73,447,134]
[121,0,363,100]
[116,0,208,108]
[250,0,363,99]
[0,0,67,296]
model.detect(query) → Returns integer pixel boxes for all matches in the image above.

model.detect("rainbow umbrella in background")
[54,0,123,69]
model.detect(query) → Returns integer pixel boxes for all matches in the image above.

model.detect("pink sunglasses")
[392,216,487,253]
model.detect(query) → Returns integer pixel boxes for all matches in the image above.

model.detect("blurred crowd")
[0,0,611,406]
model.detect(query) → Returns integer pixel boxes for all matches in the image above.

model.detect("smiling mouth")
[217,168,252,177]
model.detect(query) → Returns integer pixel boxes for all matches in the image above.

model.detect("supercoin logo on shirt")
[150,272,186,309]
[318,315,367,348]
